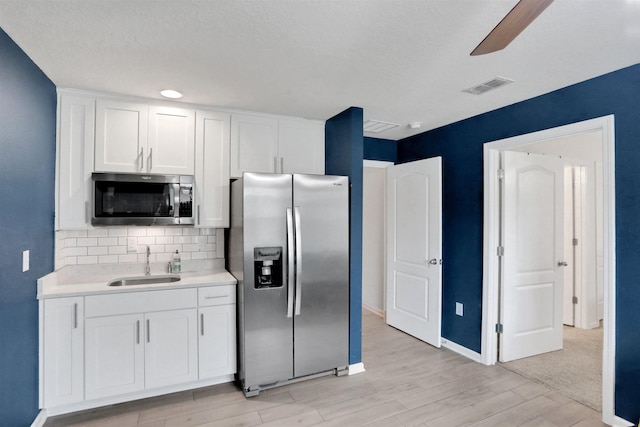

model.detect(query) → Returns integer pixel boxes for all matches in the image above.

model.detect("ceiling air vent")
[463,76,514,95]
[363,120,400,134]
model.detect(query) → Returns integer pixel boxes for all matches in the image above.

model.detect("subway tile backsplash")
[56,227,224,270]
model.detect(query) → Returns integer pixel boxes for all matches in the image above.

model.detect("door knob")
[428,258,439,265]
[558,261,568,267]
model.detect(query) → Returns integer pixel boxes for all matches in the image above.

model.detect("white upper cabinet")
[230,113,325,178]
[195,110,230,228]
[95,100,195,174]
[230,113,279,177]
[95,99,149,173]
[278,118,325,175]
[148,106,195,175]
[56,92,95,230]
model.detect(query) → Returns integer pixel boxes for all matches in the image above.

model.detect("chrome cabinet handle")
[146,319,150,343]
[201,313,204,336]
[558,261,568,267]
[136,320,140,344]
[204,295,230,299]
[197,205,201,225]
[139,148,144,171]
[73,303,78,329]
[148,148,153,171]
[286,208,295,318]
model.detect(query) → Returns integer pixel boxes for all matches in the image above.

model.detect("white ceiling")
[1,0,639,140]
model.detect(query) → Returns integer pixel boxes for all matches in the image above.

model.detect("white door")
[386,157,442,347]
[500,151,565,362]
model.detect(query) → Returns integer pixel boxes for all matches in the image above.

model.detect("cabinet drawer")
[198,285,236,307]
[86,288,197,317]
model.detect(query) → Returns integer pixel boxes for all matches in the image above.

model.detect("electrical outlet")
[22,250,29,272]
[455,302,463,316]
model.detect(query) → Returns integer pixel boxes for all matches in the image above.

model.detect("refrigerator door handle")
[286,208,295,318]
[294,206,302,316]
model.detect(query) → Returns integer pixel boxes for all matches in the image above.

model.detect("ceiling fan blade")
[470,0,554,56]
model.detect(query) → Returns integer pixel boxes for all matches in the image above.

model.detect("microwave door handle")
[173,184,180,219]
[286,208,294,318]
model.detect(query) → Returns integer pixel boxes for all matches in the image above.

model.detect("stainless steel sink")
[108,274,181,287]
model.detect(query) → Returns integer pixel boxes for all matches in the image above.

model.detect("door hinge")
[497,246,504,257]
[497,169,505,180]
[573,238,579,246]
[495,323,503,334]
[572,296,578,304]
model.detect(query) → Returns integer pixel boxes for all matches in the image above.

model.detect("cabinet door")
[95,99,148,173]
[57,93,95,230]
[43,297,84,407]
[278,119,325,175]
[230,113,279,178]
[85,314,145,400]
[198,305,237,379]
[148,106,195,174]
[145,309,198,389]
[195,110,230,228]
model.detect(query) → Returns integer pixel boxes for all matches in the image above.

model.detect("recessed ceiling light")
[160,89,182,99]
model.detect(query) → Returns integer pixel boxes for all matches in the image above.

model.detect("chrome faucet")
[145,245,151,276]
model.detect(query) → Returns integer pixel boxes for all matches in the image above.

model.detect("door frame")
[481,115,618,424]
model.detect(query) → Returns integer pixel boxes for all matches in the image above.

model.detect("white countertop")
[38,262,237,299]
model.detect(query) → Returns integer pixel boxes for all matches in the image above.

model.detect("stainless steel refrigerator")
[229,172,349,397]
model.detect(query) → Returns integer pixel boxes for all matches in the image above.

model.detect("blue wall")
[0,28,56,425]
[325,107,364,365]
[364,136,396,163]
[397,63,640,422]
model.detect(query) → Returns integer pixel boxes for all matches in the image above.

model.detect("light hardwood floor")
[44,311,606,427]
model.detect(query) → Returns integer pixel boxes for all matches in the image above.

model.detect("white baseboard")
[31,409,47,427]
[608,414,633,427]
[362,304,384,318]
[441,338,483,364]
[348,362,366,375]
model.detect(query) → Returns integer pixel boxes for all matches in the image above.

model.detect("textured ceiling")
[1,0,639,140]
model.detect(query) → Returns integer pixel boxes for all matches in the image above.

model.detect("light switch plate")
[455,302,463,316]
[22,250,29,272]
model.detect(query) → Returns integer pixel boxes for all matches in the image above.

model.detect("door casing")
[481,115,617,425]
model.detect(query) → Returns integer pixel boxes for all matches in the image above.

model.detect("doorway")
[481,115,616,424]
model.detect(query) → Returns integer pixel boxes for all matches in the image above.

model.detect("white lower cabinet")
[85,314,145,400]
[145,309,199,389]
[199,305,236,379]
[41,284,236,415]
[42,297,84,407]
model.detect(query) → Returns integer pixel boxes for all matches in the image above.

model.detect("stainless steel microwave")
[91,173,194,226]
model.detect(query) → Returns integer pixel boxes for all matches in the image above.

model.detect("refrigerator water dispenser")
[253,247,283,288]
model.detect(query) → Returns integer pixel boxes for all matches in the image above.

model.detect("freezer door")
[241,173,294,388]
[293,174,350,377]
